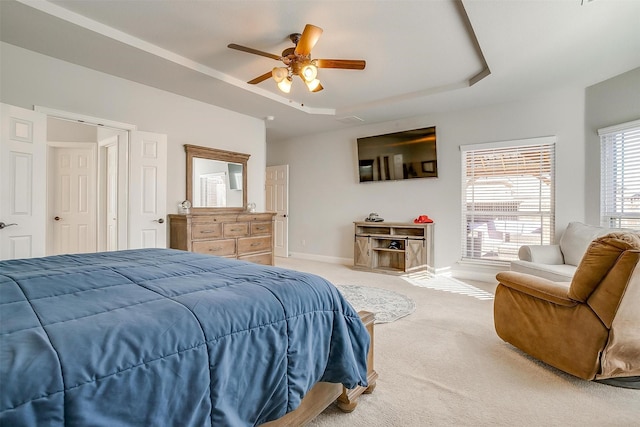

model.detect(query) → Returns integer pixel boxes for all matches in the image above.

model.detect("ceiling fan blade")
[247,71,273,85]
[294,24,323,56]
[315,59,366,70]
[228,43,281,61]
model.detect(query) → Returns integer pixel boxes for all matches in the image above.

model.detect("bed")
[0,248,376,426]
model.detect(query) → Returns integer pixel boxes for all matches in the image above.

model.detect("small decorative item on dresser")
[413,214,433,223]
[365,212,384,222]
[178,200,192,214]
[247,202,256,213]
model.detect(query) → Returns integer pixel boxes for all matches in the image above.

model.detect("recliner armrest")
[518,244,564,264]
[496,271,576,306]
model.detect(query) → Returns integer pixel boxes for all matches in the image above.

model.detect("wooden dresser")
[168,213,276,265]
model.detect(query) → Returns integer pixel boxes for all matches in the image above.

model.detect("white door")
[128,131,167,249]
[266,165,289,257]
[50,145,97,255]
[0,104,47,260]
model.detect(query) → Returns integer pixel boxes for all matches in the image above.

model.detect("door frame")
[35,106,137,253]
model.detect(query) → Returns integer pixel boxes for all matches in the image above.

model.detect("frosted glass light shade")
[301,64,318,82]
[277,77,292,93]
[272,67,288,83]
[305,78,321,92]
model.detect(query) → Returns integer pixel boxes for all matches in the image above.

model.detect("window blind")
[600,119,640,228]
[461,137,555,262]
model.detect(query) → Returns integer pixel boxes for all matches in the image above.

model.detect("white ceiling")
[1,0,639,142]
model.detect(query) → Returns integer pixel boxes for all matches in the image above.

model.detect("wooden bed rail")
[263,311,378,426]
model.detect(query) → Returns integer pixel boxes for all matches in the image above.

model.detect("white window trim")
[598,118,640,136]
[460,136,556,153]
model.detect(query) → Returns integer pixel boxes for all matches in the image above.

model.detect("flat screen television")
[357,126,437,183]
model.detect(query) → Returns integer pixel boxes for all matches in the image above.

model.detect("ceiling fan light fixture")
[229,24,365,94]
[277,77,292,93]
[272,67,288,83]
[300,64,318,82]
[305,78,321,92]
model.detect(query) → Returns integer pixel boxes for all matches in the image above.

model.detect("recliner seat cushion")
[509,260,575,282]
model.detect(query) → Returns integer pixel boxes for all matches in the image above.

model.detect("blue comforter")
[0,249,369,426]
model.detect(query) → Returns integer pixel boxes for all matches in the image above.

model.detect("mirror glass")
[192,158,243,208]
[185,145,249,212]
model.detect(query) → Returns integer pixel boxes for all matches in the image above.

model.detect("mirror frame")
[185,144,250,213]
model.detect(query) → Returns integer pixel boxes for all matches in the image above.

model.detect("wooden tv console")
[354,221,434,274]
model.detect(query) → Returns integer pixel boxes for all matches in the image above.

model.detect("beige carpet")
[275,257,640,427]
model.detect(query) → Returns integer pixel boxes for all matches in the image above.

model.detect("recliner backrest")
[569,233,640,326]
[588,250,640,328]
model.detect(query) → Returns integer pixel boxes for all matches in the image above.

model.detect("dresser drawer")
[238,252,273,266]
[223,222,249,237]
[251,221,272,236]
[237,235,272,255]
[191,223,222,240]
[192,239,236,256]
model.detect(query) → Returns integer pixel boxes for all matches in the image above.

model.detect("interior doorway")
[45,116,129,255]
[1,103,167,260]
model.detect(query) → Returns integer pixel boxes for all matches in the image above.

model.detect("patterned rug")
[336,285,416,324]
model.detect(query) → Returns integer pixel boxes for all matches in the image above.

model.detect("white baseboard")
[282,253,507,283]
[286,252,353,265]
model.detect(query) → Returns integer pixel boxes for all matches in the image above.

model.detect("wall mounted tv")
[357,126,437,183]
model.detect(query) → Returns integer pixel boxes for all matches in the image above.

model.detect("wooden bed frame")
[263,311,378,426]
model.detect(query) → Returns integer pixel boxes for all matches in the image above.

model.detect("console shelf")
[353,221,434,274]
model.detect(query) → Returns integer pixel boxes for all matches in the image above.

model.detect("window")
[600,119,640,228]
[461,137,556,262]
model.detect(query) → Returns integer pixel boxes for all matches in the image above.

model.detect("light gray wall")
[0,42,267,213]
[584,67,640,225]
[267,85,588,269]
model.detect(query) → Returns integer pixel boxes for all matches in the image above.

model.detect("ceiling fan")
[228,24,366,94]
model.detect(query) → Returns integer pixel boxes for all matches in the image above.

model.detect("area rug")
[335,285,416,324]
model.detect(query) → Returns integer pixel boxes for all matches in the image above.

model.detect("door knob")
[54,216,61,221]
[153,218,165,224]
[0,222,18,229]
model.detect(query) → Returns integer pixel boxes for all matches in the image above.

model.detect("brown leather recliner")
[494,232,640,386]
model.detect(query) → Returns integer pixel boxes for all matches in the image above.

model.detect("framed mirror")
[185,144,250,213]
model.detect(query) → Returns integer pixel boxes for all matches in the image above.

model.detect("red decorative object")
[413,215,433,224]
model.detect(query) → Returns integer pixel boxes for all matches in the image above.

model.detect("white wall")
[0,42,266,213]
[267,85,587,270]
